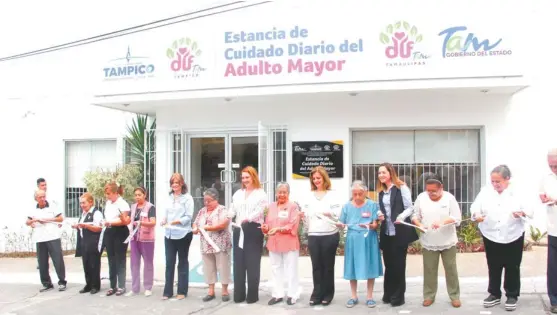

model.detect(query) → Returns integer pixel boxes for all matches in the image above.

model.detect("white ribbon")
[398,221,427,233]
[231,209,263,249]
[230,222,245,249]
[124,221,141,244]
[198,227,221,252]
[315,213,371,237]
[98,224,106,253]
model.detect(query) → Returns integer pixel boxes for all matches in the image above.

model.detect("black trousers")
[548,236,557,306]
[163,233,193,297]
[308,233,340,303]
[81,236,101,290]
[381,235,408,304]
[233,222,264,303]
[104,227,129,290]
[483,234,524,298]
[38,239,66,286]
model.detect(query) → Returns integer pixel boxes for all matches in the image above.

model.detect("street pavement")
[0,246,554,315]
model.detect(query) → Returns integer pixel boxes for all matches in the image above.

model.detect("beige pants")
[202,252,231,284]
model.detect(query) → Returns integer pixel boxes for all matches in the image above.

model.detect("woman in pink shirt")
[261,182,301,306]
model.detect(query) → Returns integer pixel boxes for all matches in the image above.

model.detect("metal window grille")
[172,131,183,175]
[352,162,481,216]
[144,129,157,205]
[64,139,117,218]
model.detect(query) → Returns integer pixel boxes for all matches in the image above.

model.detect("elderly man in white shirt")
[471,165,533,312]
[26,189,67,292]
[539,148,557,314]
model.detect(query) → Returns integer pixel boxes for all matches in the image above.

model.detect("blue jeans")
[163,233,192,297]
[548,236,557,306]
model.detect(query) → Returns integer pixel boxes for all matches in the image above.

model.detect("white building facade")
[2,0,555,281]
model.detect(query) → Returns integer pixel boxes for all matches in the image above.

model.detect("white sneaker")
[145,290,152,297]
[125,291,136,297]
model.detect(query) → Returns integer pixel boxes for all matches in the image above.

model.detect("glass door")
[227,135,259,204]
[189,136,227,218]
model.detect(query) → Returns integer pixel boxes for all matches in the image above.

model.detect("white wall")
[0,97,133,242]
[154,91,508,201]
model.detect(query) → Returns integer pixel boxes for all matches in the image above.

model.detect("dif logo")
[166,37,206,79]
[379,21,429,66]
[103,46,155,80]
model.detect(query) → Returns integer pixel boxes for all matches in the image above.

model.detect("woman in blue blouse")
[160,173,194,300]
[337,180,383,308]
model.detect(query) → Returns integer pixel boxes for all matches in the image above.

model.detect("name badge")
[362,212,371,218]
[278,211,289,219]
[140,212,148,218]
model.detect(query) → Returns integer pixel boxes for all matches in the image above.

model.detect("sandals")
[106,288,116,296]
[115,288,126,296]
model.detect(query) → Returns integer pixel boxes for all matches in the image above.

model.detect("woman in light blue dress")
[337,180,383,308]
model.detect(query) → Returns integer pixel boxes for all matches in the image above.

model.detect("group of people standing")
[26,149,557,313]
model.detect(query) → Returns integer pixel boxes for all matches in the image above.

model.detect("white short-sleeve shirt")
[104,196,131,221]
[28,201,62,243]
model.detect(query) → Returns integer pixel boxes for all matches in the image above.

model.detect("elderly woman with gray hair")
[261,182,301,306]
[192,188,232,302]
[336,180,383,308]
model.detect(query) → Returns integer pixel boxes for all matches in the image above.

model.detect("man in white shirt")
[27,189,67,292]
[540,148,557,314]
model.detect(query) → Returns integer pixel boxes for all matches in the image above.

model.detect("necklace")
[314,191,326,200]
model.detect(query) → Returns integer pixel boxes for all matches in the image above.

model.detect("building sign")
[438,26,512,58]
[102,46,155,80]
[166,37,207,79]
[292,141,344,179]
[379,21,430,67]
[222,26,364,77]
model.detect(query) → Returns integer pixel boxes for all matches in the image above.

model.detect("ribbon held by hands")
[198,227,221,252]
[124,221,141,244]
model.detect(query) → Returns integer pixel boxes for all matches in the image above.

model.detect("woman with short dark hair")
[398,174,462,308]
[471,165,533,311]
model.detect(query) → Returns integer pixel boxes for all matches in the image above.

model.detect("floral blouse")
[194,205,232,254]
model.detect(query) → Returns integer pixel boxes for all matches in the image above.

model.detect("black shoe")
[321,300,331,306]
[40,285,54,292]
[287,297,295,305]
[268,297,283,305]
[202,295,215,302]
[222,295,230,302]
[483,295,501,308]
[391,299,405,307]
[550,305,557,314]
[505,297,517,311]
[246,298,259,304]
[79,287,91,294]
[58,284,67,292]
[309,300,321,306]
[90,289,99,295]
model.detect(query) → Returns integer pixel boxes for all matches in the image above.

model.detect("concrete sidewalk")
[0,246,553,315]
[0,245,549,284]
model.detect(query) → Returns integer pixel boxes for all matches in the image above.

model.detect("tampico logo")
[166,37,206,79]
[438,26,512,58]
[103,46,155,80]
[379,21,429,66]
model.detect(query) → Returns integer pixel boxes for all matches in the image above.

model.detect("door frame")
[185,130,258,208]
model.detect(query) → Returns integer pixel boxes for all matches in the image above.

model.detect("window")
[271,130,287,197]
[65,140,118,217]
[352,129,481,216]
